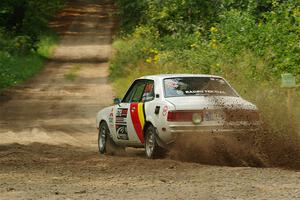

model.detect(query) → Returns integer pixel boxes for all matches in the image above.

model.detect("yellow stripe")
[138,103,145,127]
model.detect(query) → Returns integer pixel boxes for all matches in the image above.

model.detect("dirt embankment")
[0,0,299,200]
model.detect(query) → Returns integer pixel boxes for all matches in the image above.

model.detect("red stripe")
[130,103,144,143]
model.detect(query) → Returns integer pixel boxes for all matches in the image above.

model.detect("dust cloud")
[169,116,300,170]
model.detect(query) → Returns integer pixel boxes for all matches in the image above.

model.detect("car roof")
[138,74,224,80]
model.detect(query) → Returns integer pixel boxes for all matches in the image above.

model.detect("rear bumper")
[169,124,261,134]
[156,122,262,147]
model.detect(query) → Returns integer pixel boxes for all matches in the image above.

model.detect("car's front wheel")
[145,125,166,159]
[98,122,125,155]
[98,122,108,154]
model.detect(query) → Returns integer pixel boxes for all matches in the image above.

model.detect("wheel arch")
[99,119,107,127]
[96,106,114,129]
[143,121,154,138]
[143,120,168,149]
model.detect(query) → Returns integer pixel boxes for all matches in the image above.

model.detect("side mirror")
[113,98,122,105]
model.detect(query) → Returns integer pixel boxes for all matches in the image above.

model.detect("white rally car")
[96,74,260,158]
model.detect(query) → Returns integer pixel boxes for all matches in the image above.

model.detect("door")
[113,79,154,145]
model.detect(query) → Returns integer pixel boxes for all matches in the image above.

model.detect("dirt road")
[0,0,299,199]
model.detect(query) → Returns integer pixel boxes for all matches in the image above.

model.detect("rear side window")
[164,77,237,97]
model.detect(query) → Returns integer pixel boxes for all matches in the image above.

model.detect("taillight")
[167,111,202,121]
[167,111,176,121]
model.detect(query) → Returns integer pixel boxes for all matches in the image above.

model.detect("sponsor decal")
[115,108,129,140]
[116,116,125,123]
[130,103,145,144]
[108,108,114,127]
[116,108,128,118]
[116,124,128,140]
[184,90,225,94]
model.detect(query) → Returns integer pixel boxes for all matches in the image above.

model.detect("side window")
[142,82,154,102]
[123,82,138,103]
[131,83,146,102]
[122,80,154,103]
[122,81,146,103]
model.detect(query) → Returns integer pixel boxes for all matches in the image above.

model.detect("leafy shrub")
[111,0,299,92]
[214,3,300,78]
[0,0,64,91]
[0,32,58,92]
[0,0,65,53]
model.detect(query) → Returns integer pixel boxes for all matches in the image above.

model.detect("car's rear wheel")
[98,122,125,155]
[145,125,166,159]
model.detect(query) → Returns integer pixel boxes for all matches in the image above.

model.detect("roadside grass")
[64,65,81,81]
[0,32,58,92]
[37,32,59,58]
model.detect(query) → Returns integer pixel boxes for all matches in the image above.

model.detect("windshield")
[163,77,238,97]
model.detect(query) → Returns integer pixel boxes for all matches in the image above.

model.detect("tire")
[98,122,125,155]
[98,122,108,154]
[144,125,166,159]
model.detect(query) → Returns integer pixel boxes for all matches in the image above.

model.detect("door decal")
[115,108,129,140]
[130,103,145,143]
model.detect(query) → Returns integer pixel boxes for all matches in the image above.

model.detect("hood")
[165,96,257,111]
